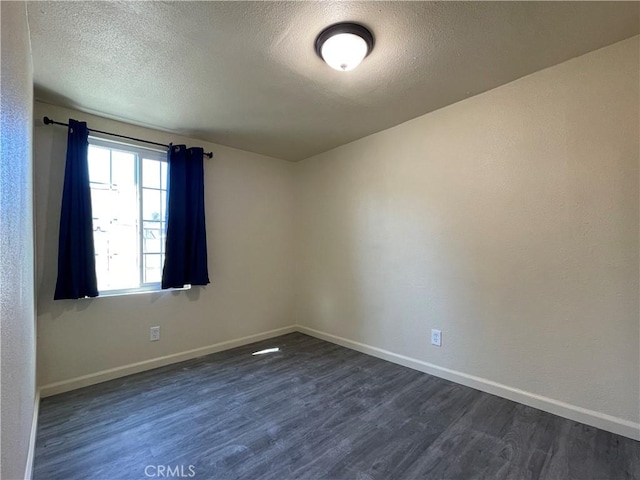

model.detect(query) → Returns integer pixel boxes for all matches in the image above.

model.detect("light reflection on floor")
[251,347,280,356]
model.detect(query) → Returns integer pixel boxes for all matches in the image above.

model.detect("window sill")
[96,284,191,298]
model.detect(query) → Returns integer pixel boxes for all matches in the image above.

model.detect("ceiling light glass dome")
[315,23,374,72]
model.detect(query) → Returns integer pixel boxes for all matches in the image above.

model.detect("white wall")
[35,102,295,388]
[295,37,639,432]
[0,2,37,479]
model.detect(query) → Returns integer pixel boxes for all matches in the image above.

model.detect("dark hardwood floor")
[34,333,639,480]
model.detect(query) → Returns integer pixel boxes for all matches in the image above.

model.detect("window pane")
[143,188,161,221]
[161,222,166,253]
[93,228,109,291]
[106,223,139,290]
[88,145,110,184]
[111,150,135,188]
[144,254,162,284]
[161,190,167,222]
[90,186,111,223]
[143,158,161,189]
[88,142,171,293]
[92,202,139,291]
[161,161,168,190]
[143,221,163,254]
[90,142,140,292]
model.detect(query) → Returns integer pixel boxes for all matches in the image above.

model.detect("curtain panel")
[54,119,99,300]
[162,145,210,289]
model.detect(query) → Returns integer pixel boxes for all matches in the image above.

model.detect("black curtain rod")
[42,117,213,159]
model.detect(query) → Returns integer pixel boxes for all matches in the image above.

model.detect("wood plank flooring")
[34,333,639,480]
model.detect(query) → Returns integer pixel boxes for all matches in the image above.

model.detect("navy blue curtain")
[54,119,99,300]
[162,145,210,289]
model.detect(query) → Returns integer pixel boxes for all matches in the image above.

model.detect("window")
[88,137,170,294]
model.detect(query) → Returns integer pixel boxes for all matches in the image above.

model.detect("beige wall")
[295,37,639,427]
[1,2,37,479]
[35,103,295,387]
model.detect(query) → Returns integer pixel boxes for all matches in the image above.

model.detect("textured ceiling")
[28,2,639,161]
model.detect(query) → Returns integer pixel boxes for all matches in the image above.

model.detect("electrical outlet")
[431,329,442,347]
[150,326,160,342]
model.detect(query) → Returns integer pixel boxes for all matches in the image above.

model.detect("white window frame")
[87,135,188,297]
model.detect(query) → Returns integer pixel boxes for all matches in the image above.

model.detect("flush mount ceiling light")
[315,22,374,72]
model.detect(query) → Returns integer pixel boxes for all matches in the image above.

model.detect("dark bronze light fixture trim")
[314,22,375,60]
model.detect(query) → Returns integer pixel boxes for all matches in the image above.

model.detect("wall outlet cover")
[150,326,160,342]
[431,329,442,346]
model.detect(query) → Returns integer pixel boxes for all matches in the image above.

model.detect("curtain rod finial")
[43,116,53,125]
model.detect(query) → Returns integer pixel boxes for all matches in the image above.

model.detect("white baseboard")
[24,389,40,480]
[296,325,640,441]
[39,326,296,398]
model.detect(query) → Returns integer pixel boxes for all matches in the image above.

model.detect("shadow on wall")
[34,86,86,115]
[35,121,67,314]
